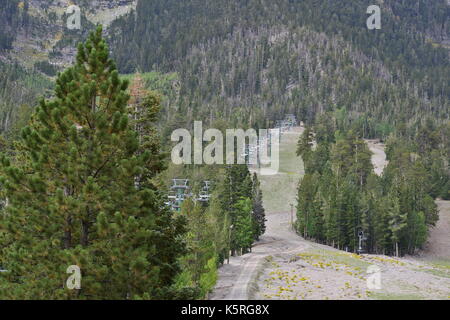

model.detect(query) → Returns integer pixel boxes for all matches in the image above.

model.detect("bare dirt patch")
[420,200,450,261]
[366,139,388,176]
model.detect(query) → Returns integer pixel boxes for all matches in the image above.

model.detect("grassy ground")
[257,242,450,300]
[256,128,304,214]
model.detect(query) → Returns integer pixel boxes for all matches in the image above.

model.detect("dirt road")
[210,128,450,300]
[212,208,450,300]
[210,211,310,300]
[211,128,306,300]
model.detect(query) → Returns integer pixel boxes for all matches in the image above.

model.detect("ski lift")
[197,181,213,202]
[357,230,368,254]
[167,179,192,211]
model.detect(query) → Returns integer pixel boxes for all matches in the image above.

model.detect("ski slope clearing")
[420,200,450,261]
[366,139,388,176]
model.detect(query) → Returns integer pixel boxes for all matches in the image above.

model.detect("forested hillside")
[0,61,52,136]
[108,0,449,139]
[0,0,30,51]
[109,0,449,75]
[2,0,448,141]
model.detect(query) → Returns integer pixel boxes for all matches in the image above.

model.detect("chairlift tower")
[285,114,297,127]
[197,180,213,203]
[167,179,191,211]
[357,230,367,254]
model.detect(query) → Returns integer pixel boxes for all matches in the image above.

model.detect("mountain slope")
[0,0,136,133]
[107,0,449,137]
[1,0,448,137]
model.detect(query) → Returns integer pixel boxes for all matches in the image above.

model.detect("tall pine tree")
[0,26,187,299]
